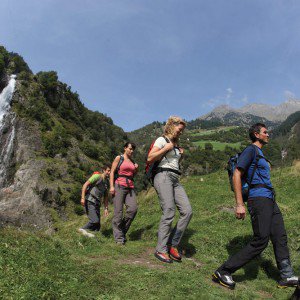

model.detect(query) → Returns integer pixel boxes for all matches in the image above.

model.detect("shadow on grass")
[129,223,155,241]
[226,235,279,282]
[180,228,196,258]
[102,228,113,238]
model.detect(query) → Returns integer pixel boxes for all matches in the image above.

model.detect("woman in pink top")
[110,142,138,244]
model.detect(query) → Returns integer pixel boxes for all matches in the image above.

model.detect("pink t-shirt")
[115,159,135,188]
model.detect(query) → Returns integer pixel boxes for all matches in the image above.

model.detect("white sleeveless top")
[153,137,181,171]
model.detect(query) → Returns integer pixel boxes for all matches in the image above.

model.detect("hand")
[178,147,184,155]
[134,163,139,169]
[80,198,85,207]
[235,204,246,220]
[104,208,109,217]
[110,188,115,197]
[164,142,174,152]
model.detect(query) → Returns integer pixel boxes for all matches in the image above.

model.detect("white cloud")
[240,95,248,104]
[226,88,233,99]
[201,88,249,109]
[284,90,296,99]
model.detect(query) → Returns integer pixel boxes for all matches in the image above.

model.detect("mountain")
[271,111,300,161]
[198,105,277,128]
[195,100,300,128]
[0,46,127,228]
[272,110,300,137]
[238,100,300,122]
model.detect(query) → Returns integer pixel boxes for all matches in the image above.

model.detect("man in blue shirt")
[213,123,298,289]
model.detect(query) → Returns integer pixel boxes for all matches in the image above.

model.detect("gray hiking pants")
[154,171,193,253]
[82,200,100,231]
[112,184,138,243]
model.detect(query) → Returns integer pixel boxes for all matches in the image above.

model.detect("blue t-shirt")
[237,145,273,199]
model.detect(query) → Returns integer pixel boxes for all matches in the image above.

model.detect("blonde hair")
[164,116,186,143]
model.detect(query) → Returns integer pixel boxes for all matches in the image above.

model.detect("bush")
[80,141,99,160]
[42,124,71,157]
[8,52,32,74]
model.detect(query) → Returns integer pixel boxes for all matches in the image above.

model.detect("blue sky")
[1,0,300,131]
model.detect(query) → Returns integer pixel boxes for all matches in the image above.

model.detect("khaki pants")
[154,171,192,253]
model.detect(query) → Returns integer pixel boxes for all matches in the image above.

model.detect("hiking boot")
[168,246,182,262]
[212,271,236,290]
[154,251,173,263]
[291,282,300,300]
[78,228,95,238]
[277,276,299,288]
[116,241,125,246]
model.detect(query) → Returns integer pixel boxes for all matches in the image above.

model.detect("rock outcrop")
[0,83,53,228]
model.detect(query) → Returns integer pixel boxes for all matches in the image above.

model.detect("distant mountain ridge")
[197,100,300,127]
[198,105,276,128]
[238,99,300,122]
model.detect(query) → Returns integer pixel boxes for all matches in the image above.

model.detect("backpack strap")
[114,155,124,182]
[116,155,124,172]
[247,145,260,186]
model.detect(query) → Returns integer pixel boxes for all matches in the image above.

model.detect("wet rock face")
[0,75,9,94]
[0,112,16,187]
[0,84,54,229]
[0,115,54,229]
[0,159,52,228]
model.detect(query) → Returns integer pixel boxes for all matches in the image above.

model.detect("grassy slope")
[192,140,242,150]
[190,126,238,136]
[0,166,299,299]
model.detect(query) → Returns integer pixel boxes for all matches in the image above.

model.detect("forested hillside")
[0,46,128,226]
[272,110,300,162]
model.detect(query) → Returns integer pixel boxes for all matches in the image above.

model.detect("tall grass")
[0,166,299,299]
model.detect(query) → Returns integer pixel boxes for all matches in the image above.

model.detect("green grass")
[190,126,238,137]
[192,140,242,150]
[0,166,299,299]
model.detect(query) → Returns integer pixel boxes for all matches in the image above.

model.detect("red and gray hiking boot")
[212,271,236,290]
[154,251,173,263]
[168,246,182,262]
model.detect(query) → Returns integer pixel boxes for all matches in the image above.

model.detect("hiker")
[110,142,138,245]
[147,116,192,263]
[79,165,111,237]
[213,123,298,289]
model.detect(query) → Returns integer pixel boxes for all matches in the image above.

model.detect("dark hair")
[102,164,111,170]
[249,123,266,142]
[123,142,136,150]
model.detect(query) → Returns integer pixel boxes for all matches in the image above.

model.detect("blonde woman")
[147,116,192,263]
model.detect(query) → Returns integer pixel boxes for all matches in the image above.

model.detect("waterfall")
[0,75,17,187]
[0,75,16,124]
